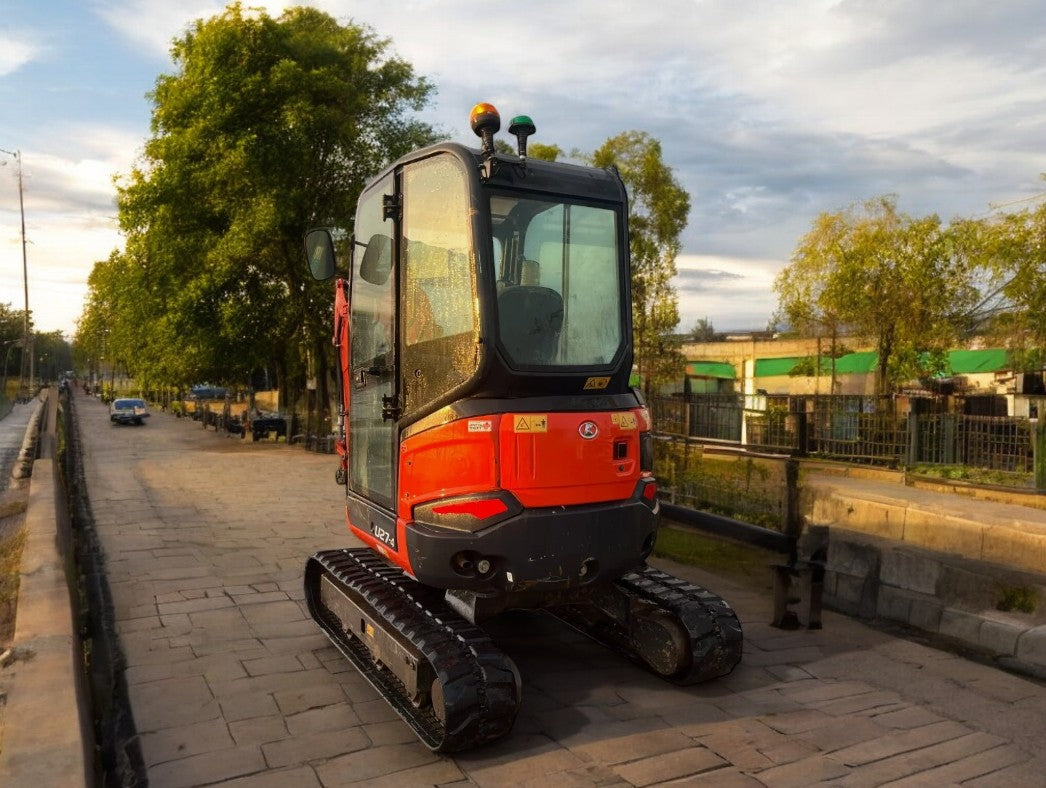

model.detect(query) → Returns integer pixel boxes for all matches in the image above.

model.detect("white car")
[109,397,150,426]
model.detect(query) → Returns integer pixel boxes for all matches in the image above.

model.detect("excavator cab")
[306,104,658,599]
[303,104,741,753]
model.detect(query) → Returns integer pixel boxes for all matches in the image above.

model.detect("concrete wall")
[823,528,1046,674]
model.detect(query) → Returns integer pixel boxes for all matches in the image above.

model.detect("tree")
[494,138,560,161]
[775,196,980,394]
[527,142,562,162]
[590,132,690,399]
[0,303,28,397]
[33,330,72,383]
[97,2,437,409]
[688,317,716,343]
[974,197,1046,367]
[774,210,853,392]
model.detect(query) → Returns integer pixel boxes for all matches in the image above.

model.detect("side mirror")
[305,229,337,281]
[360,233,393,285]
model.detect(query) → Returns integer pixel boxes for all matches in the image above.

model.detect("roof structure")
[686,361,736,379]
[751,348,1011,378]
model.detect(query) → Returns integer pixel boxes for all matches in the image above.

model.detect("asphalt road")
[74,389,1046,787]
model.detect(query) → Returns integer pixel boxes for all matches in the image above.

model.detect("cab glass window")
[401,154,478,413]
[491,197,622,368]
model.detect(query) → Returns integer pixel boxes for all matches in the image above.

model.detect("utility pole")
[0,148,30,398]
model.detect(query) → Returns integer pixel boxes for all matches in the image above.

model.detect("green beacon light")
[509,115,536,161]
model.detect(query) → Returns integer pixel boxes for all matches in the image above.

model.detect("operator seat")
[497,285,563,365]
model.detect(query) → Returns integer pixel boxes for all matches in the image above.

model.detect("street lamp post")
[0,148,31,398]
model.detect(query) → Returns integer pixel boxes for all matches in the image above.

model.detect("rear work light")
[413,492,522,533]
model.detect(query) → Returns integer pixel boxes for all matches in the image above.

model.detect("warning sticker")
[513,415,548,433]
[583,376,611,390]
[612,412,638,430]
[468,420,493,432]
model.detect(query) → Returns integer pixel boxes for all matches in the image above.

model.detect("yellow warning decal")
[612,412,638,430]
[362,621,375,638]
[513,415,548,433]
[583,376,611,390]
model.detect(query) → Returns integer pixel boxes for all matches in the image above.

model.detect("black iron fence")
[654,395,744,444]
[651,394,1045,485]
[910,413,1035,472]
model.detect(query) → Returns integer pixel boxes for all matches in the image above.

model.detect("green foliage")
[789,356,819,377]
[775,196,981,394]
[590,132,690,398]
[527,142,563,162]
[689,317,716,342]
[33,330,72,381]
[655,440,785,529]
[907,464,1033,489]
[78,3,438,400]
[0,303,25,346]
[996,585,1038,614]
[0,303,28,381]
[973,195,1046,354]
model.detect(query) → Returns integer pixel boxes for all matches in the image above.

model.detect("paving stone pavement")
[75,391,1046,787]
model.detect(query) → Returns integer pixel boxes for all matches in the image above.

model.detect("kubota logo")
[578,421,599,440]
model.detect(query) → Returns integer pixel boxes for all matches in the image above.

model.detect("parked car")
[110,397,150,426]
[249,411,287,441]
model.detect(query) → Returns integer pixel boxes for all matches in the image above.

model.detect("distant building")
[679,337,1045,417]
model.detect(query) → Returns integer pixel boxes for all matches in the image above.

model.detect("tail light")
[635,477,659,511]
[413,492,521,533]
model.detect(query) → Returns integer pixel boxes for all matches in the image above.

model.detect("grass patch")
[996,585,1038,614]
[908,464,1033,489]
[0,526,28,644]
[0,499,27,520]
[653,524,776,590]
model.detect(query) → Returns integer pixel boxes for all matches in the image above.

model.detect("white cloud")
[674,254,783,332]
[90,0,301,59]
[8,0,1042,337]
[0,125,137,336]
[0,33,41,77]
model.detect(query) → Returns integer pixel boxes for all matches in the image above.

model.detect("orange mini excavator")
[303,103,742,752]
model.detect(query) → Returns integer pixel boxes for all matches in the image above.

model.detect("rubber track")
[304,548,521,753]
[553,564,743,685]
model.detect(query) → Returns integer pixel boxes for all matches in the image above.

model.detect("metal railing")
[653,394,1045,485]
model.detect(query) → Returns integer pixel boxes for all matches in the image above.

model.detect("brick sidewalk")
[75,392,1046,786]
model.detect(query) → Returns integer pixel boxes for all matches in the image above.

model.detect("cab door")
[349,174,397,513]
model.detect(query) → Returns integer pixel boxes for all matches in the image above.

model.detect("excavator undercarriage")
[305,547,743,753]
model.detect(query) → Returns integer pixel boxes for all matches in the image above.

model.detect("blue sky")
[2,1,1045,338]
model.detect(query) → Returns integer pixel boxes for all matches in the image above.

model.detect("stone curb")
[0,391,89,786]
